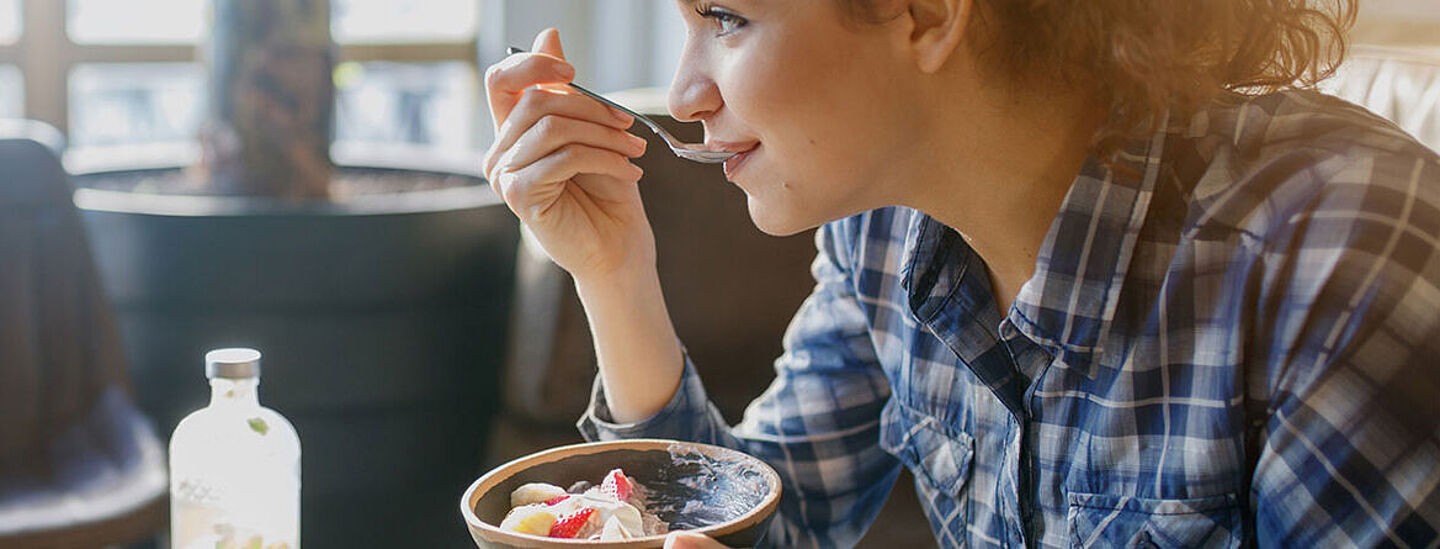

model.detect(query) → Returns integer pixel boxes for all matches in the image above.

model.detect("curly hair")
[840,0,1358,159]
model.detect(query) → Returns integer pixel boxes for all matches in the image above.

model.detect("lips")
[707,140,759,180]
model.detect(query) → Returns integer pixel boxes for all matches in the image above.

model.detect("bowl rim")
[460,438,782,546]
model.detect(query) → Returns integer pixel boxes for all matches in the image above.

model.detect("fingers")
[664,532,732,549]
[485,28,575,128]
[533,27,565,59]
[500,115,647,178]
[484,87,638,180]
[485,54,573,130]
[482,26,650,221]
[491,144,644,219]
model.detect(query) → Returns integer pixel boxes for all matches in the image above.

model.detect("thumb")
[532,27,566,61]
[664,531,725,549]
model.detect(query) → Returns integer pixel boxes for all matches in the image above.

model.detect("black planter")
[73,167,519,548]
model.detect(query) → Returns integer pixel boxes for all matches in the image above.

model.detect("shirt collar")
[898,120,1168,367]
[1008,122,1169,356]
[901,212,1031,417]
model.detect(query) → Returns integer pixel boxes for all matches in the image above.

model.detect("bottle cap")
[205,348,262,379]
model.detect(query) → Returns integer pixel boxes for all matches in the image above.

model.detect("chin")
[746,197,821,237]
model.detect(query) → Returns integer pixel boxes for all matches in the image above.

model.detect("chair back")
[1325,45,1440,150]
[0,121,131,481]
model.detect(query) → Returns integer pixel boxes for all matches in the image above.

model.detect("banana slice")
[499,507,557,536]
[509,483,568,508]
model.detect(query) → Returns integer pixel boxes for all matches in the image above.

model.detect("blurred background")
[1,0,1436,166]
[0,1,1437,549]
[0,0,690,170]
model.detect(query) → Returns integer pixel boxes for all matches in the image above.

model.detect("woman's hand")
[664,532,736,549]
[483,28,654,282]
[486,28,684,425]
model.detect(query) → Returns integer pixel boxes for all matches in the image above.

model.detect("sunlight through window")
[334,61,476,153]
[29,1,484,157]
[332,0,477,44]
[0,65,22,118]
[0,0,19,44]
[68,63,202,146]
[68,0,203,44]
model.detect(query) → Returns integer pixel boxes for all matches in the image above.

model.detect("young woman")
[482,0,1439,546]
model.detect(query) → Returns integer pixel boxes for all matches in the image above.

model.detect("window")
[0,0,18,45]
[333,0,478,44]
[0,65,21,118]
[68,63,202,147]
[331,0,480,157]
[334,61,476,155]
[0,0,481,165]
[67,0,203,44]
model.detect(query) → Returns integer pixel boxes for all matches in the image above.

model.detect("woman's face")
[669,0,920,236]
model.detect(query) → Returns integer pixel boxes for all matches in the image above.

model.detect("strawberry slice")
[600,469,632,502]
[543,495,571,506]
[548,507,595,539]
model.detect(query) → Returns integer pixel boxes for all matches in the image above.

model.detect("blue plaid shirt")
[579,90,1440,547]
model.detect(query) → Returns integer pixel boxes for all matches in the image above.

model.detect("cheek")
[745,70,894,177]
[717,37,901,222]
[771,112,891,207]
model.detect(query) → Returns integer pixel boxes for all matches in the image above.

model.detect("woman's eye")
[696,5,747,35]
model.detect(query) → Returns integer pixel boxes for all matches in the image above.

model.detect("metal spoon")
[506,46,735,164]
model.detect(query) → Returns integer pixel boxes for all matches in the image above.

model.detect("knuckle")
[497,173,526,204]
[483,64,501,88]
[513,89,553,121]
[519,87,551,108]
[556,143,588,163]
[511,88,538,113]
[533,114,561,136]
[481,145,498,170]
[484,144,513,179]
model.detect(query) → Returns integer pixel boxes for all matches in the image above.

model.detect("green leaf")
[248,417,270,435]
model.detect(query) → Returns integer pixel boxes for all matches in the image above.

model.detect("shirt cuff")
[577,353,716,442]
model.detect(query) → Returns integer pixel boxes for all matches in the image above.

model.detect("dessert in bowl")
[461,439,782,548]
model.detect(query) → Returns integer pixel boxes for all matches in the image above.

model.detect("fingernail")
[554,64,575,80]
[613,109,633,123]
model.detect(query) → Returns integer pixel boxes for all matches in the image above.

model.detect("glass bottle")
[170,348,301,549]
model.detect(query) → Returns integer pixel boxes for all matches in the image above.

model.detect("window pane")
[68,0,203,44]
[332,0,477,43]
[69,63,204,147]
[335,61,476,153]
[0,65,21,118]
[0,0,18,44]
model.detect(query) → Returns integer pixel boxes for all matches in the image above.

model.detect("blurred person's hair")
[839,0,1358,162]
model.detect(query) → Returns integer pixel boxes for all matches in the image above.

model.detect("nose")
[667,40,722,123]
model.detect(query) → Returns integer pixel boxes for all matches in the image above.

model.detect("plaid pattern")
[579,90,1440,547]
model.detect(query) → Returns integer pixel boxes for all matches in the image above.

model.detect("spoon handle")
[504,46,667,138]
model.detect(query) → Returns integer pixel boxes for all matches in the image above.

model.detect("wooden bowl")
[461,439,782,548]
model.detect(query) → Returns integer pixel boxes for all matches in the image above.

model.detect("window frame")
[0,0,479,136]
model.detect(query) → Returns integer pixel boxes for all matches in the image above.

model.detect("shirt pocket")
[878,399,975,496]
[1067,492,1242,548]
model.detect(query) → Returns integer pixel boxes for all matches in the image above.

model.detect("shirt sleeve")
[578,221,902,548]
[1251,151,1440,546]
